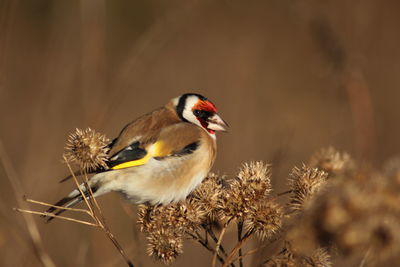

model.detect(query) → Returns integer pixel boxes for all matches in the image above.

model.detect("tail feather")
[44,183,99,222]
[45,196,75,214]
[44,195,84,222]
[46,195,84,222]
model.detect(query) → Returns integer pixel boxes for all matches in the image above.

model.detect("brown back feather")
[109,102,180,156]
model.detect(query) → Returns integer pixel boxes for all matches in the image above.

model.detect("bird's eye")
[193,110,202,117]
[193,109,213,119]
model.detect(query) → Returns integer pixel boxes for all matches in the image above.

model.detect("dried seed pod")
[146,228,183,265]
[218,161,272,220]
[288,170,400,266]
[237,161,272,198]
[64,128,109,171]
[264,245,331,267]
[309,147,354,176]
[288,165,328,211]
[189,172,224,220]
[137,201,205,235]
[301,248,332,267]
[263,244,297,267]
[244,199,283,240]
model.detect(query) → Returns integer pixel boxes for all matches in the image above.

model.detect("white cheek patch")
[182,96,202,127]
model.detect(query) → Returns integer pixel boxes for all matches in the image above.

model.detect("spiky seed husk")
[263,245,296,267]
[189,172,224,220]
[137,201,205,235]
[309,147,354,176]
[218,161,272,220]
[264,246,331,267]
[303,248,332,267]
[64,128,109,171]
[244,199,283,240]
[288,165,328,211]
[146,228,183,265]
[288,170,400,265]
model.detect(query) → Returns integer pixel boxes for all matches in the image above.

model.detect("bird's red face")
[192,99,228,134]
[175,93,228,134]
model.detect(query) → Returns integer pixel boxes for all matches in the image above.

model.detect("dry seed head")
[288,164,328,211]
[189,172,223,220]
[288,170,400,265]
[265,245,331,267]
[218,161,272,220]
[302,248,332,267]
[238,161,272,197]
[137,202,205,235]
[263,246,296,267]
[309,147,354,176]
[263,255,297,267]
[137,204,154,233]
[218,181,244,220]
[146,228,183,265]
[244,199,283,240]
[64,128,109,171]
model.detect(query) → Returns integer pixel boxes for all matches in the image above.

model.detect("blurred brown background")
[1,0,400,266]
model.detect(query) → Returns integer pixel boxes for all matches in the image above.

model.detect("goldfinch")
[46,93,228,219]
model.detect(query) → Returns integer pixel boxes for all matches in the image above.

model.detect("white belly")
[95,156,210,205]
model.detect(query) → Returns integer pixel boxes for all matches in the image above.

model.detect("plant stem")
[14,208,98,227]
[223,230,253,267]
[212,220,231,267]
[237,220,244,267]
[187,232,226,265]
[202,223,229,257]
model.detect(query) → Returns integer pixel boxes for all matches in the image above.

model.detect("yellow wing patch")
[111,141,165,170]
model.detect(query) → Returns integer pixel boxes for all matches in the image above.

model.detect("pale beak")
[207,114,229,132]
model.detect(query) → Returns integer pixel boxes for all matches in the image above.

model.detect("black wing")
[106,141,147,169]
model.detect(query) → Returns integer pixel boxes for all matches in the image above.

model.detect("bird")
[45,93,228,220]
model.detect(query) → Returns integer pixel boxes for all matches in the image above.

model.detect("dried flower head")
[138,201,205,235]
[302,248,332,267]
[146,228,183,265]
[263,247,297,267]
[237,161,272,196]
[64,128,109,171]
[288,165,328,211]
[189,172,224,220]
[288,170,400,265]
[309,147,354,176]
[218,161,272,220]
[244,199,283,240]
[264,245,331,267]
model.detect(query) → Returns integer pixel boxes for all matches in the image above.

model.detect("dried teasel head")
[288,165,328,211]
[244,199,283,240]
[146,228,183,265]
[189,172,224,220]
[309,147,354,177]
[287,170,400,266]
[218,161,272,220]
[64,128,109,171]
[237,161,272,197]
[301,248,332,267]
[139,202,204,264]
[263,247,297,267]
[264,243,298,267]
[137,201,205,235]
[264,244,331,267]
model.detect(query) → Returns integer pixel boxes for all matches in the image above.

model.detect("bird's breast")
[112,136,216,204]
